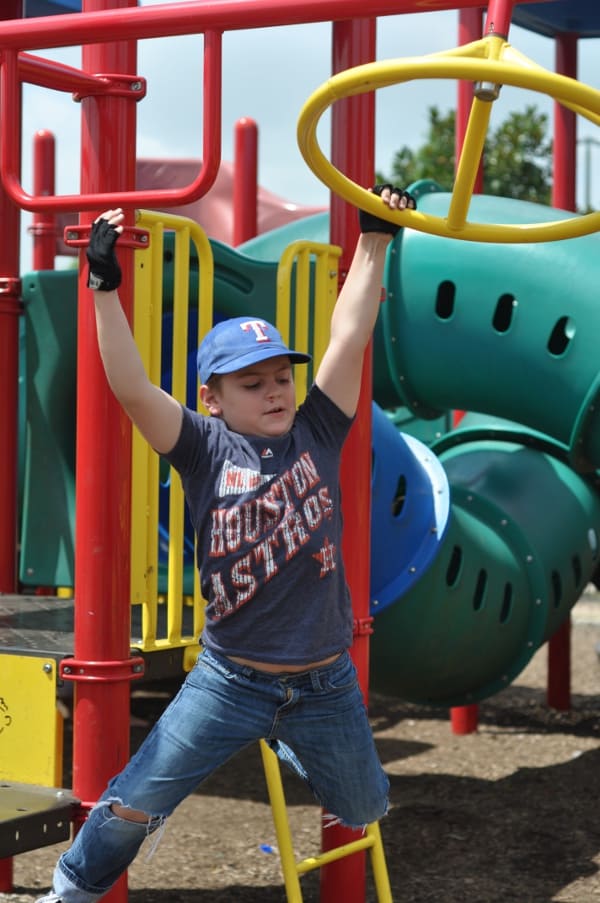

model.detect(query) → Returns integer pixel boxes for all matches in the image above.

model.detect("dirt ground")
[2,596,600,903]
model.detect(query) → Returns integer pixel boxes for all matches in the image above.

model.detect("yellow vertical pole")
[259,741,304,903]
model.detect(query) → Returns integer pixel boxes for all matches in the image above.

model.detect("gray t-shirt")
[163,384,355,665]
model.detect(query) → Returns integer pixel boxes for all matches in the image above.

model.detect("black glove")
[358,183,417,237]
[86,218,122,292]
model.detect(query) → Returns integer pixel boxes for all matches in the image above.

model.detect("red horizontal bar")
[72,73,147,102]
[0,0,549,52]
[63,224,150,248]
[18,55,147,101]
[17,52,111,94]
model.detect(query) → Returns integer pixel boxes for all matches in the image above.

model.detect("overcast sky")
[19,3,600,270]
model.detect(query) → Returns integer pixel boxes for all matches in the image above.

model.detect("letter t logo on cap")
[241,320,271,343]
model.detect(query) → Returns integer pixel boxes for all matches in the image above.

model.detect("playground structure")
[1,1,600,902]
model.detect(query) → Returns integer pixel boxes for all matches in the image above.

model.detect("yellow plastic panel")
[0,654,62,786]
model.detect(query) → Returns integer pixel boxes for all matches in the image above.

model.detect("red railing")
[0,0,548,214]
[0,31,222,211]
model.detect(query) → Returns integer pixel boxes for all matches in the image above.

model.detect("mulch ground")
[2,599,599,903]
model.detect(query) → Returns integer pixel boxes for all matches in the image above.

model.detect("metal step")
[0,781,79,857]
[0,594,194,684]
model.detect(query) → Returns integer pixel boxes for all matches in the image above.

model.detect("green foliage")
[378,104,552,205]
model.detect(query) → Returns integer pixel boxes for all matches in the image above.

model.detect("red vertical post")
[31,129,57,271]
[483,0,515,37]
[450,7,483,737]
[233,116,258,246]
[320,18,376,903]
[547,32,577,712]
[552,34,577,211]
[0,0,22,596]
[450,703,479,734]
[71,4,138,903]
[0,1,23,890]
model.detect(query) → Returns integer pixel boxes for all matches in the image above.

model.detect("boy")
[38,184,416,903]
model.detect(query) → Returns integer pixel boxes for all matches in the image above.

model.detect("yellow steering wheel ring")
[297,50,600,244]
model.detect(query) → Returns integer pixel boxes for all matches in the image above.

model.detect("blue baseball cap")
[197,316,311,384]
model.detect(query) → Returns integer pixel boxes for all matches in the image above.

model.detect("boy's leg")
[48,649,274,902]
[270,652,389,829]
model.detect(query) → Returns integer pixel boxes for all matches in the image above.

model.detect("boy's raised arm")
[315,185,416,418]
[87,209,183,455]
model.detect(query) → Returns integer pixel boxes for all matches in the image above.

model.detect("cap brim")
[211,346,311,377]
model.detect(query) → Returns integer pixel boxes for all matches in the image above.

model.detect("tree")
[379,104,552,205]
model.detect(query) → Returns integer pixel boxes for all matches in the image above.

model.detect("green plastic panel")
[370,422,600,706]
[160,235,279,321]
[377,191,600,470]
[19,270,77,588]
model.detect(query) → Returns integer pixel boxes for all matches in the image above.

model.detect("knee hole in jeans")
[109,803,152,825]
[110,803,160,829]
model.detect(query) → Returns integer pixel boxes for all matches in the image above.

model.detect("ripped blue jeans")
[52,648,389,903]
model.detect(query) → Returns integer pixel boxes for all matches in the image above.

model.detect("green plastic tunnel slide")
[369,413,600,705]
[374,181,600,473]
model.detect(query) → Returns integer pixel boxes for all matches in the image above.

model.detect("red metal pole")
[450,7,483,737]
[30,129,56,271]
[483,0,515,37]
[70,4,138,902]
[547,32,577,712]
[0,0,520,52]
[320,19,376,903]
[0,1,23,892]
[0,0,21,598]
[450,703,479,734]
[233,117,258,246]
[552,33,577,211]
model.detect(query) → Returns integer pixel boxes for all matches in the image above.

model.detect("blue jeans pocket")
[322,653,359,691]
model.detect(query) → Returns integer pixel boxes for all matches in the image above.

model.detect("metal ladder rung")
[260,740,393,902]
[296,825,380,874]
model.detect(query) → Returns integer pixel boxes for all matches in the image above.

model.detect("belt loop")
[310,669,322,691]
